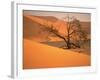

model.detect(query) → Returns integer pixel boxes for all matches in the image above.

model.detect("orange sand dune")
[23,39,90,69]
[24,15,67,35]
[24,15,53,26]
[23,15,65,42]
[24,15,90,37]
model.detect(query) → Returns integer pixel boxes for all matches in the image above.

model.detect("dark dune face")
[23,15,52,42]
[23,15,63,42]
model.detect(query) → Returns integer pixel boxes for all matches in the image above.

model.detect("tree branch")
[69,30,76,35]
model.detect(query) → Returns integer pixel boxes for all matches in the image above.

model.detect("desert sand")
[23,39,90,69]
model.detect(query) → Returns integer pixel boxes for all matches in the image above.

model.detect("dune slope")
[23,39,90,69]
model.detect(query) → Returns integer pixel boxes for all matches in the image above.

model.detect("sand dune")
[23,15,65,42]
[23,15,50,42]
[24,15,67,34]
[32,16,58,22]
[23,39,90,69]
[23,15,90,42]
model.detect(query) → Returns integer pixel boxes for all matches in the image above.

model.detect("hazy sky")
[23,10,91,22]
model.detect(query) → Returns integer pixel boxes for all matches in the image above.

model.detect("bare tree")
[43,16,87,49]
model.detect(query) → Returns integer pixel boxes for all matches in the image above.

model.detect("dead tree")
[43,16,87,49]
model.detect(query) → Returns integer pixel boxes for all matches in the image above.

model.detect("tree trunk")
[63,38,71,49]
[67,33,71,49]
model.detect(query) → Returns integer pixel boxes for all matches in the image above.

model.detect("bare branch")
[69,30,76,35]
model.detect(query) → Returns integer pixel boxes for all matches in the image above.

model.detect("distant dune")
[23,15,65,42]
[23,15,49,42]
[23,39,90,69]
[32,15,58,22]
[23,15,90,42]
[81,22,91,34]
